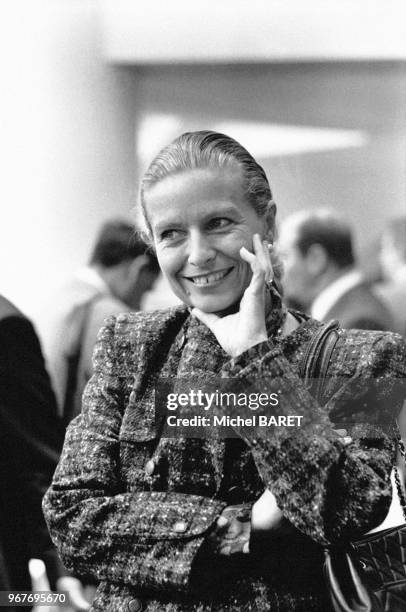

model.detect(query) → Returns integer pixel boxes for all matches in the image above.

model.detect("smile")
[184,267,233,287]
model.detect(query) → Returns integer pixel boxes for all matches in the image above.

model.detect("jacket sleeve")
[42,316,226,596]
[219,331,406,546]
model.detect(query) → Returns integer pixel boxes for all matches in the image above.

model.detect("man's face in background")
[278,222,314,311]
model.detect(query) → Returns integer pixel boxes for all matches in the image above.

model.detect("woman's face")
[145,166,272,313]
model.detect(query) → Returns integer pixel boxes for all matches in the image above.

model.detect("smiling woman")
[139,132,277,316]
[43,131,406,612]
[144,166,272,314]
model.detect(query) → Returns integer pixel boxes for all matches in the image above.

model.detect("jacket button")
[145,459,156,476]
[128,599,143,612]
[173,520,187,533]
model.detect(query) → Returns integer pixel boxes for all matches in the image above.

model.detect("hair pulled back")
[139,130,274,237]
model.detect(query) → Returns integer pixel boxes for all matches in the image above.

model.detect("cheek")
[155,247,188,292]
[155,248,177,279]
[221,230,253,259]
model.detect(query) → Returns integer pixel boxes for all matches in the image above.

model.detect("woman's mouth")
[184,267,233,287]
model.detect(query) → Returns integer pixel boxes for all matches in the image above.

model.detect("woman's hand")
[56,576,91,610]
[251,489,285,533]
[251,489,297,547]
[208,492,294,557]
[207,505,251,556]
[192,234,273,357]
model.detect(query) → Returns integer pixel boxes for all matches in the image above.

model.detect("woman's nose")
[187,232,216,267]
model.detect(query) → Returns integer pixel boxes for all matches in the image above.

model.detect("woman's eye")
[207,217,232,231]
[160,229,182,241]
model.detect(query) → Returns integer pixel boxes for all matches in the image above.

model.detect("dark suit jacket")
[321,282,394,331]
[43,307,406,611]
[0,297,66,604]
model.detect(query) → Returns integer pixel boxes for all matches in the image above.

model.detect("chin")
[191,294,242,315]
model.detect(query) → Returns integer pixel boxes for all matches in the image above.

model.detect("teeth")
[191,269,229,286]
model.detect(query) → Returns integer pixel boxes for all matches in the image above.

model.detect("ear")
[305,243,329,276]
[263,200,277,242]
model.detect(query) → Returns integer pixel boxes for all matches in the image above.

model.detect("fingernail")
[334,429,347,437]
[217,516,228,528]
[243,541,250,554]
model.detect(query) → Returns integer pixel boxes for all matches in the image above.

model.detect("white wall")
[0,1,138,326]
[1,3,405,328]
[101,0,406,63]
[132,62,406,276]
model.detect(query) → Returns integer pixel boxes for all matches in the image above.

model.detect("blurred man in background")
[375,216,406,336]
[278,209,393,330]
[44,219,159,425]
[0,294,89,611]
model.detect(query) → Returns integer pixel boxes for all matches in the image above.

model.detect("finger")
[216,515,228,528]
[222,519,242,539]
[69,588,91,611]
[243,540,250,554]
[253,234,268,272]
[56,578,90,611]
[191,308,220,329]
[253,234,273,285]
[239,245,256,265]
[221,534,250,555]
[240,247,266,295]
[263,241,274,283]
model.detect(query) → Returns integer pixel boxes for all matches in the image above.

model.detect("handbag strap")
[299,319,340,403]
[393,433,406,521]
[301,319,406,522]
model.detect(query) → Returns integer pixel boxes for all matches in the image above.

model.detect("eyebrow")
[154,204,242,233]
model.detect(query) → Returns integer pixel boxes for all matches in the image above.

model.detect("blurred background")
[0,3,405,607]
[0,0,405,332]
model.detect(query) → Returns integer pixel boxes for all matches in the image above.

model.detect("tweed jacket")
[43,306,406,612]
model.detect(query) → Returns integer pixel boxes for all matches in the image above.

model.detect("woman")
[43,131,406,611]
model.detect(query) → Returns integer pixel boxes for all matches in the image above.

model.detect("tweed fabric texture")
[43,305,406,611]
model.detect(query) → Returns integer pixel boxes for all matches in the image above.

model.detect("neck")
[214,288,273,318]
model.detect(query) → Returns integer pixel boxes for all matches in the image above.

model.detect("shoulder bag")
[303,320,406,612]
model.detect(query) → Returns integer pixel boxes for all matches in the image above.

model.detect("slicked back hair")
[139,130,274,237]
